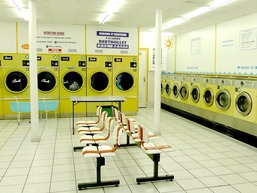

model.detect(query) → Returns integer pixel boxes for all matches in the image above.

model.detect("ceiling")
[1,0,257,35]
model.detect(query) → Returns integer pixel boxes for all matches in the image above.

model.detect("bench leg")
[78,157,120,190]
[136,154,174,184]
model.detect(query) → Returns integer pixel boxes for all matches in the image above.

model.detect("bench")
[10,100,59,124]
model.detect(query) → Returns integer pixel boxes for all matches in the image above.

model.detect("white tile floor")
[1,108,257,193]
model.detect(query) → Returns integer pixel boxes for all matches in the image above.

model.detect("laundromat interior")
[2,1,257,193]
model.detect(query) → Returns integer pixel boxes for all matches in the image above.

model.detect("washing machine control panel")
[130,62,137,68]
[105,62,112,67]
[22,60,30,66]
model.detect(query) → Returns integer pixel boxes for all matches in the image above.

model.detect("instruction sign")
[86,26,138,55]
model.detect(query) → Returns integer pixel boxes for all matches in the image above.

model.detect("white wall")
[139,31,175,107]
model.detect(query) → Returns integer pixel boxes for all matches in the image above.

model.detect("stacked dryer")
[0,55,3,119]
[59,55,86,117]
[86,55,113,116]
[113,56,138,115]
[1,54,30,118]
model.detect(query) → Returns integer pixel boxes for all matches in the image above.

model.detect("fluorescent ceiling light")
[98,0,125,24]
[210,0,234,9]
[99,13,110,24]
[162,0,235,30]
[162,18,185,30]
[10,0,28,21]
[183,6,210,20]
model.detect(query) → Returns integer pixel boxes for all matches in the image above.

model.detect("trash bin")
[101,105,118,117]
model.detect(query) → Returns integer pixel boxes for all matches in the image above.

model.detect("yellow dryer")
[113,56,138,115]
[87,55,113,116]
[2,53,30,118]
[215,78,235,128]
[201,76,218,120]
[59,55,86,117]
[161,72,166,104]
[171,74,181,109]
[233,79,257,136]
[166,73,173,106]
[0,55,3,119]
[179,75,191,112]
[189,76,203,117]
[163,73,171,106]
[37,54,59,118]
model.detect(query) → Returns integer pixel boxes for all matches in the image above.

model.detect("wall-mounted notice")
[239,28,257,50]
[0,22,16,53]
[190,37,201,55]
[18,23,85,54]
[86,26,138,55]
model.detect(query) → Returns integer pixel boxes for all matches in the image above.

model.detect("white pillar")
[154,9,162,135]
[29,0,40,142]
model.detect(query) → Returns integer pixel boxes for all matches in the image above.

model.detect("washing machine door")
[235,91,252,116]
[63,71,83,92]
[38,71,56,92]
[5,71,28,93]
[172,83,179,98]
[165,83,171,96]
[191,85,200,103]
[215,89,231,111]
[180,84,189,100]
[115,72,134,91]
[91,71,109,92]
[203,88,214,107]
[161,82,164,94]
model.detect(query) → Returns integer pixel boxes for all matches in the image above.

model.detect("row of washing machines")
[161,73,257,137]
[0,53,138,119]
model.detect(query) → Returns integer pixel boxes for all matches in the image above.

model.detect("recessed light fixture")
[10,0,29,21]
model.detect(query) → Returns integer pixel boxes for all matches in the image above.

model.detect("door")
[139,49,148,107]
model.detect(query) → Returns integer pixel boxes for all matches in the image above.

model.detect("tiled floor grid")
[1,108,257,193]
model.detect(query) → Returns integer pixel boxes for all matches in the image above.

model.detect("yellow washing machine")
[37,54,59,117]
[0,55,3,119]
[59,54,86,117]
[171,74,181,109]
[179,75,191,112]
[2,53,30,118]
[87,55,113,116]
[161,72,166,104]
[189,75,203,117]
[215,78,235,128]
[166,73,173,106]
[163,73,171,106]
[113,56,138,115]
[233,79,257,136]
[201,76,218,120]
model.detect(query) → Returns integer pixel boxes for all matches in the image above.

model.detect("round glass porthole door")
[63,71,83,92]
[165,83,171,96]
[172,83,179,98]
[91,72,109,92]
[116,72,134,91]
[38,71,56,92]
[161,83,164,94]
[236,92,252,116]
[191,85,200,103]
[215,89,231,111]
[5,71,28,93]
[203,88,214,107]
[180,84,189,100]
